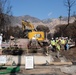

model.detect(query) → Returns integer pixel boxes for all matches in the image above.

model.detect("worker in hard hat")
[65,38,69,50]
[55,37,59,43]
[51,38,56,52]
[56,40,61,58]
[10,35,14,47]
[30,36,38,49]
[61,37,66,50]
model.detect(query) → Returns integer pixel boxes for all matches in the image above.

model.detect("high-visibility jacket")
[56,43,60,51]
[56,39,59,43]
[51,40,56,46]
[61,39,66,45]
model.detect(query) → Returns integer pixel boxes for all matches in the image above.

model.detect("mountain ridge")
[10,15,75,33]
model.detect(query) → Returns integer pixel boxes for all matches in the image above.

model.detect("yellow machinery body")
[22,20,45,41]
[28,31,44,41]
[22,20,49,50]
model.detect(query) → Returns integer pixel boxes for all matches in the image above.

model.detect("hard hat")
[52,38,54,40]
[32,37,36,39]
[0,33,3,36]
[56,37,58,39]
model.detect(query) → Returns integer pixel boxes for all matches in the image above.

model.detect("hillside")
[10,15,75,33]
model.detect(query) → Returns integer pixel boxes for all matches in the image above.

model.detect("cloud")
[48,12,52,16]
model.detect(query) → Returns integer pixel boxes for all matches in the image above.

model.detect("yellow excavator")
[22,20,50,51]
[22,20,50,55]
[22,20,44,41]
[22,20,48,47]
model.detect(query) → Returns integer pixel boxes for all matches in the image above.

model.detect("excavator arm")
[22,20,34,31]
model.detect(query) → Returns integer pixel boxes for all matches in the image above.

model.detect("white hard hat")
[56,37,58,39]
[52,38,54,40]
[0,33,3,36]
[32,37,36,39]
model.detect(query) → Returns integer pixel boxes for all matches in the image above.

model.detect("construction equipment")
[22,20,45,41]
[22,20,34,31]
[22,20,49,50]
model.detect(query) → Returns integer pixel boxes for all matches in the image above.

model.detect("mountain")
[10,15,75,33]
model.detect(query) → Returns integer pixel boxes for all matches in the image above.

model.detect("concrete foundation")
[0,55,53,66]
[0,55,72,66]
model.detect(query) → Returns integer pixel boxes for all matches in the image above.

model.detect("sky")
[10,0,76,20]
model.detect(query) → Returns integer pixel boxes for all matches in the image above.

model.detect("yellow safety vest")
[56,39,59,43]
[61,40,65,45]
[51,40,56,46]
[56,43,60,51]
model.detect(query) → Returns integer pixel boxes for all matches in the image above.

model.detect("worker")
[55,37,59,43]
[61,37,66,50]
[51,38,56,52]
[56,40,61,58]
[31,36,38,49]
[0,33,3,50]
[65,40,69,50]
[10,35,14,47]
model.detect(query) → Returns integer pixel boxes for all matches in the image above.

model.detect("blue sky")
[10,0,76,20]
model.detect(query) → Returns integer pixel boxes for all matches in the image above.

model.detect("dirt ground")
[19,66,70,75]
[60,47,76,62]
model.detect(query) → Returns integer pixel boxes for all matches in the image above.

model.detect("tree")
[64,0,75,28]
[36,25,50,39]
[0,0,12,32]
[36,25,50,32]
[0,0,12,41]
[54,22,76,38]
[59,16,62,24]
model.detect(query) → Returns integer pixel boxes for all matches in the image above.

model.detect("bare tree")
[59,16,62,24]
[0,0,12,31]
[64,0,75,27]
